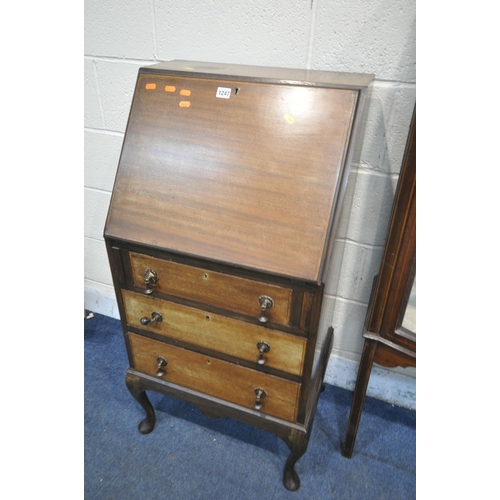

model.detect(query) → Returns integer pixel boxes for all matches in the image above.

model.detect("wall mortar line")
[91,59,105,129]
[150,0,158,59]
[306,0,319,69]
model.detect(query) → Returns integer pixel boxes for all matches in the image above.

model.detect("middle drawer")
[122,289,306,377]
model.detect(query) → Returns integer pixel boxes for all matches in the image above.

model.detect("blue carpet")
[85,312,415,499]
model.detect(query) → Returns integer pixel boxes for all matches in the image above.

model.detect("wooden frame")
[103,61,374,490]
[341,108,416,458]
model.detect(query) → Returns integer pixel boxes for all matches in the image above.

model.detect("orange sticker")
[180,89,191,96]
[145,83,156,90]
[165,86,176,92]
[179,101,191,108]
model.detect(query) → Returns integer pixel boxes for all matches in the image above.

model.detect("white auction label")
[216,87,232,99]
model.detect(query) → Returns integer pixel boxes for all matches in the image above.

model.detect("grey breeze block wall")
[84,0,416,409]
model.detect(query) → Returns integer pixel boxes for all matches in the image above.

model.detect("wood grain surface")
[122,289,306,376]
[129,252,293,325]
[128,332,300,422]
[105,72,358,281]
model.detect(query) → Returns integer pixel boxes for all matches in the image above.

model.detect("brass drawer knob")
[258,295,274,323]
[140,311,163,325]
[254,388,267,411]
[256,341,270,365]
[144,268,158,294]
[156,356,168,377]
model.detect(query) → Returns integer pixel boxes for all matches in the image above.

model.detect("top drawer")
[130,252,293,326]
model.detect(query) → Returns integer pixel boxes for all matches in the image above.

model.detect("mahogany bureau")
[104,60,372,491]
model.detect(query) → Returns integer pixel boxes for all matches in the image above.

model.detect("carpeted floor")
[84,311,415,499]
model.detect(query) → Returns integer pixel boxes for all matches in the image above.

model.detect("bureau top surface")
[141,60,374,89]
[105,61,371,282]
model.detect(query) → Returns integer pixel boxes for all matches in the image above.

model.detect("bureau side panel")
[296,283,324,423]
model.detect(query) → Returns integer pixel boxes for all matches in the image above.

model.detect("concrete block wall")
[84,0,416,409]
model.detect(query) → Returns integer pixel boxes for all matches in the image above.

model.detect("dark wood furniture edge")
[341,107,416,459]
[369,108,416,347]
[296,284,324,422]
[363,331,416,360]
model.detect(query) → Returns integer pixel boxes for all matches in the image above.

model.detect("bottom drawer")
[128,332,300,423]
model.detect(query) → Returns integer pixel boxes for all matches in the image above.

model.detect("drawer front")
[130,252,292,326]
[122,290,306,376]
[129,333,300,422]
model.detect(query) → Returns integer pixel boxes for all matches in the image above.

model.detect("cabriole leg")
[125,373,156,434]
[282,431,308,491]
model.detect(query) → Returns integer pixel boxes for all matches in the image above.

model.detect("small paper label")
[284,114,295,124]
[216,87,231,99]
